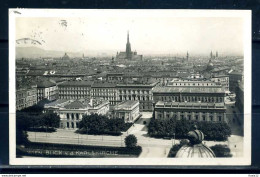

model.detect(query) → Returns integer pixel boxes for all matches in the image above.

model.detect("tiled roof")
[59,81,93,86]
[92,82,116,88]
[37,80,56,88]
[64,100,87,109]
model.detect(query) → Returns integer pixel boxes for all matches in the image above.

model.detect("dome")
[176,143,216,158]
[175,126,216,158]
[206,59,214,70]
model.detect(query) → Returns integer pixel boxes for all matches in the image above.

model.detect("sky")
[15,15,244,56]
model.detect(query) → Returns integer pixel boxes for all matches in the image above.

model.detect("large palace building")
[116,31,143,60]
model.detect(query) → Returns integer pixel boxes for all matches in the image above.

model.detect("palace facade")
[113,100,141,123]
[154,101,227,122]
[44,98,109,129]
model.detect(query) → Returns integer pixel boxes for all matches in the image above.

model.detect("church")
[116,31,143,60]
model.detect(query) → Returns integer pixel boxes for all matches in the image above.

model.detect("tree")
[125,134,137,148]
[210,144,232,157]
[41,112,60,129]
[79,114,130,135]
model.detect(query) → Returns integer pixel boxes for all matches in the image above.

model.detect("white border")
[9,9,252,166]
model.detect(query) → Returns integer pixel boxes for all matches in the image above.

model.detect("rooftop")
[92,82,117,88]
[37,80,56,88]
[153,86,225,94]
[59,81,93,86]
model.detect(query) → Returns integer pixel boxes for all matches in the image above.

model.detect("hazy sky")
[16,16,244,56]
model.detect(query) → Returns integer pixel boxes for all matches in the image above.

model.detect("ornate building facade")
[154,101,226,122]
[113,100,141,123]
[44,98,109,129]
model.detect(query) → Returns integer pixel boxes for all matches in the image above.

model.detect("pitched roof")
[92,82,116,88]
[37,80,56,88]
[59,81,93,86]
[64,100,87,109]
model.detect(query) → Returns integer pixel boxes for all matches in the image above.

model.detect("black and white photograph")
[9,9,251,166]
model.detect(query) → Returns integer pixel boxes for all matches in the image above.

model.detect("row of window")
[157,96,223,102]
[158,114,223,122]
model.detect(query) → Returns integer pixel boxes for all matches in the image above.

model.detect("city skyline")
[16,16,244,56]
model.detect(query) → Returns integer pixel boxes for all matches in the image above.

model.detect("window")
[202,115,206,121]
[195,115,199,121]
[67,113,70,120]
[71,114,74,120]
[67,122,69,128]
[218,116,222,122]
[76,113,79,120]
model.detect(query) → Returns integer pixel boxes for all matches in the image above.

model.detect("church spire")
[127,30,130,43]
[126,30,132,59]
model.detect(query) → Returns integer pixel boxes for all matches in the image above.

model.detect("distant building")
[16,85,37,110]
[62,53,70,60]
[37,80,58,102]
[106,73,124,82]
[116,31,143,60]
[113,101,141,123]
[44,98,109,129]
[154,101,227,122]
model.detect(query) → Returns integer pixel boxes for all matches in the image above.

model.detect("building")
[116,31,143,60]
[16,85,37,110]
[211,75,229,92]
[228,71,243,92]
[236,80,244,113]
[113,101,141,122]
[58,80,93,100]
[153,86,225,104]
[117,82,157,111]
[37,80,58,102]
[62,53,70,60]
[91,81,119,106]
[106,73,124,82]
[44,98,109,129]
[154,101,226,122]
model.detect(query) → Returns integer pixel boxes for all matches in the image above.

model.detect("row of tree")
[16,105,60,144]
[148,117,231,141]
[78,114,132,135]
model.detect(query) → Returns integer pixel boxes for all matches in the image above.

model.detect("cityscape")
[15,16,244,159]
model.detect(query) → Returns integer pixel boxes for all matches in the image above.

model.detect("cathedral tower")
[126,31,132,60]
